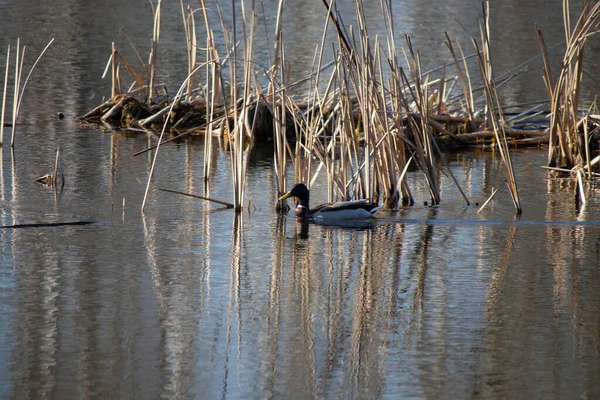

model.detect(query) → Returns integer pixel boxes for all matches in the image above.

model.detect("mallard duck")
[279,183,381,220]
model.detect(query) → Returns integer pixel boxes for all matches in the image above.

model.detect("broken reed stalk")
[576,169,586,206]
[310,63,347,200]
[473,2,521,214]
[1,45,9,146]
[53,148,60,186]
[477,179,507,213]
[320,0,357,68]
[148,0,161,104]
[111,42,118,97]
[181,1,197,102]
[273,91,289,212]
[35,148,63,187]
[10,38,54,148]
[119,28,150,77]
[101,49,146,95]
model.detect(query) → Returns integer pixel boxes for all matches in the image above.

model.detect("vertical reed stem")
[111,42,117,98]
[0,45,9,146]
[149,0,161,103]
[53,148,60,186]
[11,39,22,148]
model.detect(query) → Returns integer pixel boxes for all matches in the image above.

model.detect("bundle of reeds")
[78,0,557,214]
[472,2,521,214]
[537,0,600,171]
[535,1,600,204]
[283,0,473,209]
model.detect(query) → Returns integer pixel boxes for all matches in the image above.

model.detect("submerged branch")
[159,188,235,208]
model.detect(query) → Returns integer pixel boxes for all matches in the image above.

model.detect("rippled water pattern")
[1,0,600,399]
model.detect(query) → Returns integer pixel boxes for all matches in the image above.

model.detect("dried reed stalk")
[477,179,506,213]
[11,39,22,147]
[111,42,117,98]
[53,148,60,186]
[221,0,259,212]
[298,16,338,199]
[181,1,197,101]
[1,45,9,146]
[583,115,591,180]
[159,188,234,208]
[271,0,288,211]
[576,169,586,206]
[536,0,600,169]
[141,63,205,212]
[313,0,474,207]
[445,34,475,121]
[401,37,441,205]
[473,2,521,214]
[11,38,54,148]
[200,0,222,184]
[119,28,150,77]
[378,0,412,205]
[148,0,161,103]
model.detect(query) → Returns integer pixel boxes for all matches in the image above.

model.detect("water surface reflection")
[2,146,600,398]
[1,0,600,399]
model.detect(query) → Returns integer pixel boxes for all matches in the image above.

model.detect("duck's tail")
[369,205,383,215]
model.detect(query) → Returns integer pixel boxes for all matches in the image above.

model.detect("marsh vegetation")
[3,1,600,399]
[71,0,600,217]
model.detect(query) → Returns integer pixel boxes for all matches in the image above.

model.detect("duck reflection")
[296,220,310,239]
[291,218,378,240]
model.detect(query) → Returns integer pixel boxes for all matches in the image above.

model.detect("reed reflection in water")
[0,142,599,399]
[1,0,600,397]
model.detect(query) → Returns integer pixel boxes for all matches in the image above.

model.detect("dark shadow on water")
[313,219,378,231]
[278,216,378,240]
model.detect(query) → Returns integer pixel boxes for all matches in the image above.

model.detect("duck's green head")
[279,183,310,205]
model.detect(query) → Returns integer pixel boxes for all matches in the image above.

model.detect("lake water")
[1,0,600,399]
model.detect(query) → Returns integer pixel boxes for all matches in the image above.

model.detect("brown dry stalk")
[472,3,521,214]
[537,0,600,169]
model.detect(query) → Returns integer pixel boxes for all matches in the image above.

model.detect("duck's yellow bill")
[279,192,292,201]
